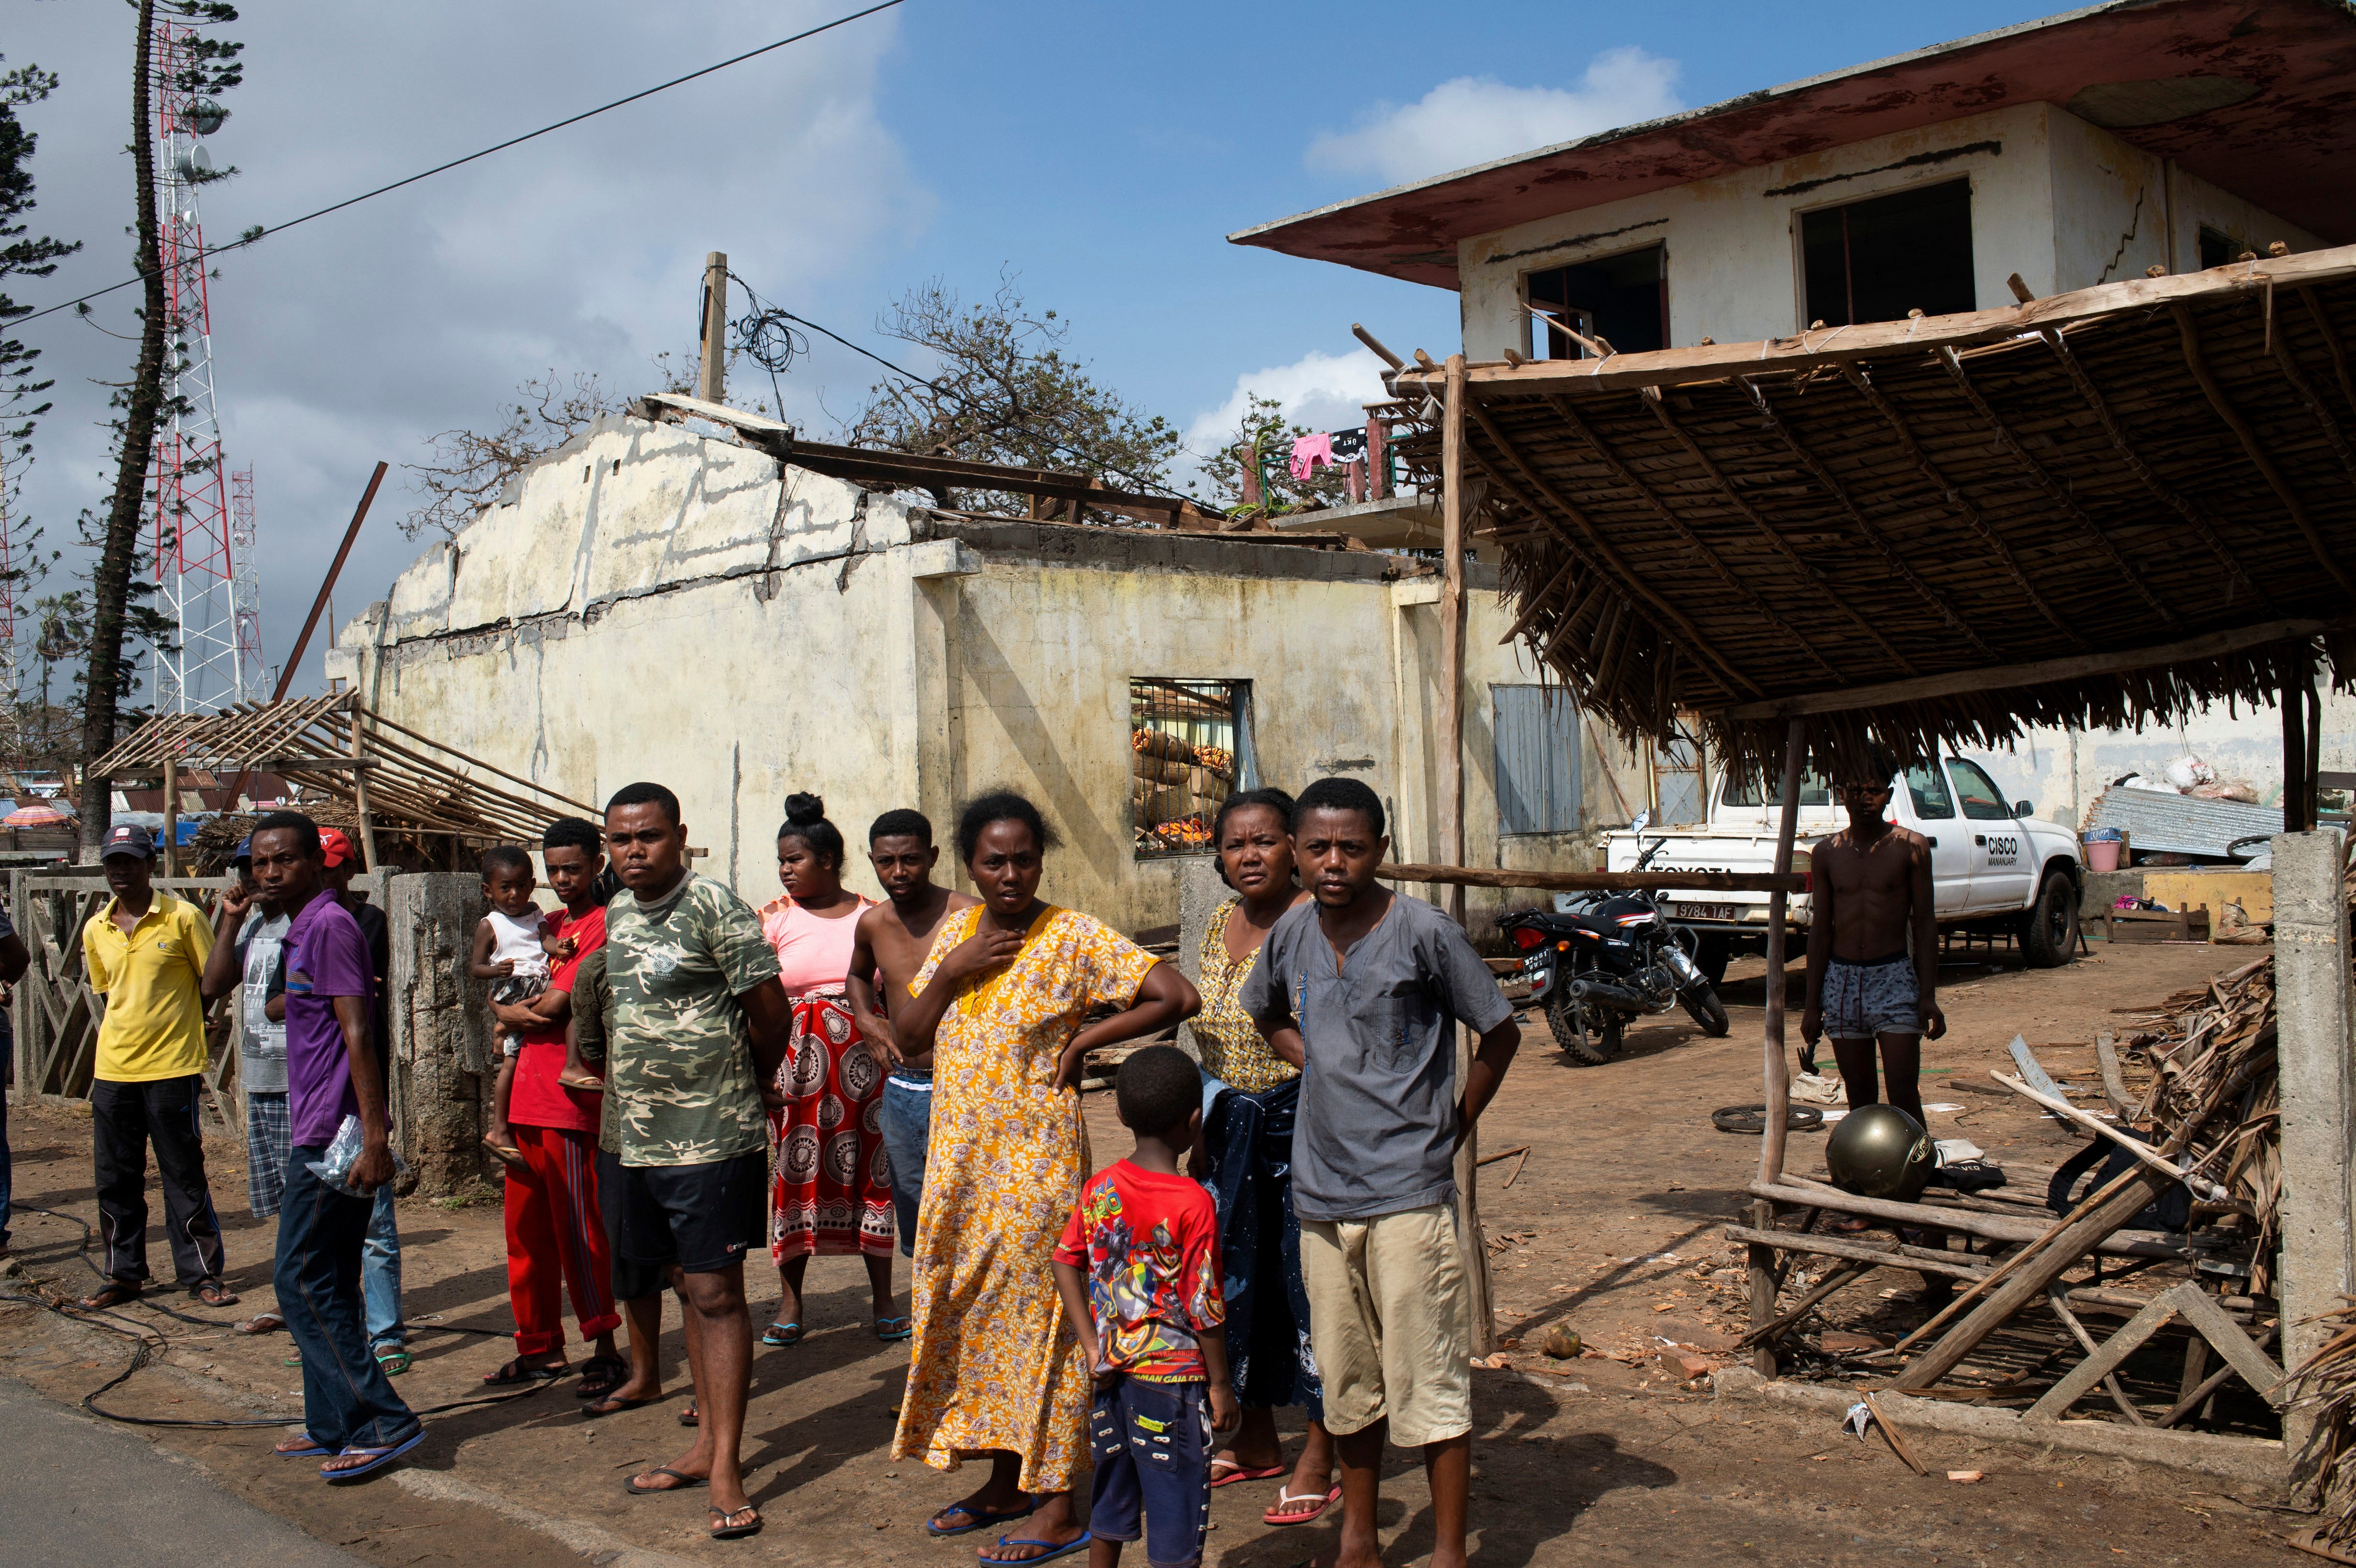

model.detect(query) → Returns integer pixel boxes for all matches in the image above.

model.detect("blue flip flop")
[875,1316,913,1342]
[274,1433,331,1459]
[981,1531,1092,1565]
[926,1499,1035,1537]
[760,1320,804,1347]
[322,1429,424,1484]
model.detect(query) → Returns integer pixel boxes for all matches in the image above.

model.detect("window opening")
[1944,757,2012,821]
[1651,716,1707,826]
[1720,771,1833,808]
[2196,225,2245,269]
[1905,764,1955,820]
[1494,685,1584,835]
[1800,179,1974,328]
[1526,244,1667,359]
[1131,679,1252,858]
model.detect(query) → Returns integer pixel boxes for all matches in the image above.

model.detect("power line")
[19,0,909,330]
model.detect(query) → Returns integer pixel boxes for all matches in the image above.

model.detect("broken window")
[1494,685,1584,835]
[1799,179,1975,328]
[1131,679,1253,858]
[1525,244,1668,359]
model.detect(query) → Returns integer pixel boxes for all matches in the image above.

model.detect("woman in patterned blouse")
[1191,788,1337,1527]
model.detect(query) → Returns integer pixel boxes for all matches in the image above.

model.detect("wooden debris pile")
[2288,1298,2356,1557]
[2116,954,2281,1293]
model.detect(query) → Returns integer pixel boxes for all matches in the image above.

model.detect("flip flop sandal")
[234,1312,285,1335]
[482,1140,527,1171]
[190,1280,240,1308]
[482,1357,570,1386]
[926,1500,1035,1537]
[322,1430,425,1484]
[374,1347,412,1377]
[274,1433,332,1459]
[1209,1460,1286,1489]
[678,1402,700,1427]
[874,1316,913,1342]
[76,1282,142,1311]
[979,1531,1091,1565]
[575,1354,629,1397]
[760,1321,804,1347]
[1264,1484,1342,1526]
[583,1394,654,1419]
[709,1504,764,1540]
[626,1466,709,1495]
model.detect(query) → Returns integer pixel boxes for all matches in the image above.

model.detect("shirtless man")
[845,809,977,1259]
[1800,749,1946,1130]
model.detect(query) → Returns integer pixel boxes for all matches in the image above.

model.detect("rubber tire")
[1546,989,1623,1066]
[1680,983,1731,1037]
[2019,869,2080,969]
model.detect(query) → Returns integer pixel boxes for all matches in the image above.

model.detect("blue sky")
[8,0,2060,701]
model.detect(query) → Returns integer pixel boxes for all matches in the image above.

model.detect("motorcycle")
[1497,812,1732,1066]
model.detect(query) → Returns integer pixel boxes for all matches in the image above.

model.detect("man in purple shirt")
[248,812,421,1483]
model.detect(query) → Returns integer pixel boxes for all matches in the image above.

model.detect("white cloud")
[1307,48,1681,185]
[1180,348,1391,476]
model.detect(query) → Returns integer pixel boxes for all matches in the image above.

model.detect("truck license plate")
[1671,902,1737,921]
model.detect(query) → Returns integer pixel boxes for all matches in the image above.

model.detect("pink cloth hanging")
[1288,432,1335,485]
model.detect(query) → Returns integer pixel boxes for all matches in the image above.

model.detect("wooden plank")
[1723,1224,1985,1281]
[2173,1282,2288,1405]
[1387,245,2356,395]
[2024,1285,2185,1421]
[1716,618,2342,721]
[1378,862,1805,893]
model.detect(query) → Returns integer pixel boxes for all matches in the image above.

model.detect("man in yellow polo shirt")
[78,823,235,1309]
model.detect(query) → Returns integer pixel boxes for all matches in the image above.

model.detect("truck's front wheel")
[2019,870,2080,968]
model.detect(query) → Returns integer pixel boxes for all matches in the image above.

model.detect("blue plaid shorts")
[246,1091,292,1218]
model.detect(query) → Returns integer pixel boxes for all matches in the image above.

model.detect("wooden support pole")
[698,251,729,406]
[1439,353,1467,924]
[1759,719,1805,1186]
[161,753,177,879]
[1376,862,1803,894]
[2284,646,2312,834]
[349,703,377,873]
[1747,1198,1779,1376]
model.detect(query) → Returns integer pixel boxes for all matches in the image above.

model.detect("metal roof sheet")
[2083,785,2282,859]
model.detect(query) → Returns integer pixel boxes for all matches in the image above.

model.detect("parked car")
[1599,756,2087,983]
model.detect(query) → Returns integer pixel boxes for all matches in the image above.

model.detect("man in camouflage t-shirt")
[600,782,791,1538]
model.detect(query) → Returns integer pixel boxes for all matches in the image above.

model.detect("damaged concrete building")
[327,402,1636,935]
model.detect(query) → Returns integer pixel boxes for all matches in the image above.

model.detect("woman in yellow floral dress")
[891,791,1200,1564]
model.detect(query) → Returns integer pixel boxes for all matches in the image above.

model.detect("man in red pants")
[481,818,625,1395]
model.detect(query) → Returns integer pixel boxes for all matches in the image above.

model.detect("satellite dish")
[175,144,211,179]
[187,98,228,136]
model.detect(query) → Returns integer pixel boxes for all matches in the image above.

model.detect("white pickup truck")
[1599,755,2086,982]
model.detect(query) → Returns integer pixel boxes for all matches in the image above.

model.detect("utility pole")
[698,251,728,405]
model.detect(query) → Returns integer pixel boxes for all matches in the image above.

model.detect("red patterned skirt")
[768,989,895,1261]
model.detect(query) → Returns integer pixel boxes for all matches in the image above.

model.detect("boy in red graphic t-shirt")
[1054,1046,1238,1568]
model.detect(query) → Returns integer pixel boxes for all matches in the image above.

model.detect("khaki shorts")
[1299,1204,1472,1446]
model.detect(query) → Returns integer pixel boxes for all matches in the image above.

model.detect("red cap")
[318,827,356,869]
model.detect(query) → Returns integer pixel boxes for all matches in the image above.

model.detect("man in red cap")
[320,828,410,1374]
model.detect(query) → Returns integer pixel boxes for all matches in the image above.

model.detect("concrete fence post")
[2272,828,2351,1490]
[387,872,492,1197]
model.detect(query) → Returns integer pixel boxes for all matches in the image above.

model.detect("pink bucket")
[2085,839,2122,873]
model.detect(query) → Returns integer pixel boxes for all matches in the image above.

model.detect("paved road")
[0,1375,367,1568]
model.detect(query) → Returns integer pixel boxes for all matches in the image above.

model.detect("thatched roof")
[1391,244,2356,780]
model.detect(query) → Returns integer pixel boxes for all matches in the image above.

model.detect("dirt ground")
[0,936,2311,1568]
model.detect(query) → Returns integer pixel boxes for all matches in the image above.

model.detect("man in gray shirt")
[1241,777,1519,1568]
[199,840,293,1333]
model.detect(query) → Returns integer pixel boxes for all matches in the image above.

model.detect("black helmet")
[1826,1103,1934,1203]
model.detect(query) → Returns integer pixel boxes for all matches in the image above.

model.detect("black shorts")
[612,1149,767,1275]
[598,1148,671,1301]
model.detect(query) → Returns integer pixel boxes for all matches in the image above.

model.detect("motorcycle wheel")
[1680,982,1731,1038]
[1546,988,1623,1066]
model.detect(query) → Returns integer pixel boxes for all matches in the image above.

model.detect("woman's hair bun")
[785,792,828,826]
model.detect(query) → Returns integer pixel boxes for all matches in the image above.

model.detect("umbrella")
[4,803,70,828]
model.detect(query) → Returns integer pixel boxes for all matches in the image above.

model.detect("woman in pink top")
[757,795,902,1343]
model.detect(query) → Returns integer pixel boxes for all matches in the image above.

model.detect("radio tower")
[146,19,251,713]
